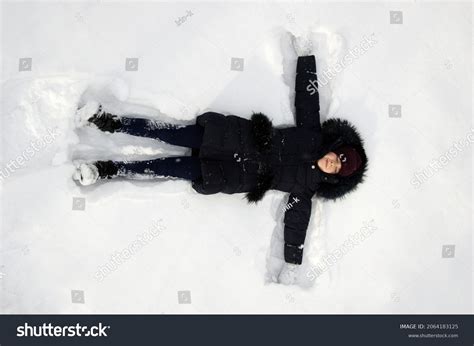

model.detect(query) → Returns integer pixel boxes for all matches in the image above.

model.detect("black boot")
[88,105,122,133]
[96,160,119,179]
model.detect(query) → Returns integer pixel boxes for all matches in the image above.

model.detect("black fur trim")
[316,118,369,201]
[245,112,274,203]
[250,112,273,152]
[245,167,273,203]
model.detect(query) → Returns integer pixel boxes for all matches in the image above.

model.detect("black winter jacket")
[191,55,368,264]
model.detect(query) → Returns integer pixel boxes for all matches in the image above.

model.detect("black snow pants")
[111,116,204,181]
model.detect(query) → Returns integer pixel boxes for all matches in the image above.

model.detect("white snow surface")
[0,2,472,313]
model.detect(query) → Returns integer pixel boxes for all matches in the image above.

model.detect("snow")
[73,162,99,186]
[75,100,100,128]
[1,2,472,313]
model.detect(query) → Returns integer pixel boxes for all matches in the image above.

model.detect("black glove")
[284,243,303,265]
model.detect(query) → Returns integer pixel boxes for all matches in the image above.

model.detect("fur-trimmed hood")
[315,118,369,201]
[244,113,368,203]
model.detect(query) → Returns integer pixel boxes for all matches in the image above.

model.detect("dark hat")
[334,146,362,177]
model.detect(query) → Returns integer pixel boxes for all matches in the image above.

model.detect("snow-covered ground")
[0,1,472,313]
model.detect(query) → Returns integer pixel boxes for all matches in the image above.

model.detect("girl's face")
[317,152,341,174]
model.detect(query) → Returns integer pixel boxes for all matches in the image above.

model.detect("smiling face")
[317,151,342,174]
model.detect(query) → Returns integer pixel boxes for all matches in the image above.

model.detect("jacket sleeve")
[283,193,313,265]
[294,55,321,131]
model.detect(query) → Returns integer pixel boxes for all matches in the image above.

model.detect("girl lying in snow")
[73,39,368,271]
